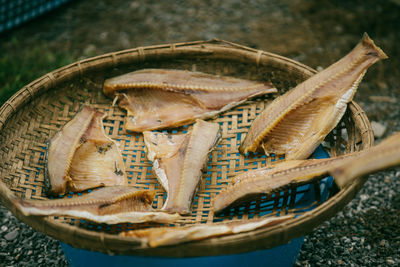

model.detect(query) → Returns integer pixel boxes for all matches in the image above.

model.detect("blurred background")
[0,0,399,266]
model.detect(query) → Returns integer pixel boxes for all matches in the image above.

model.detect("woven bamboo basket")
[0,39,373,257]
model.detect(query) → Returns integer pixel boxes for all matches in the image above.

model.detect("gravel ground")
[0,206,69,266]
[0,0,399,266]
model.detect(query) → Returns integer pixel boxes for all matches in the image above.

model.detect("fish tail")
[361,32,388,60]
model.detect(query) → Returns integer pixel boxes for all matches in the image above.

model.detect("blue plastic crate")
[0,0,71,33]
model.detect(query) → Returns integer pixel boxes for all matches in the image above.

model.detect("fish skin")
[46,106,127,196]
[120,215,294,247]
[240,33,388,159]
[103,69,277,132]
[15,186,180,224]
[215,132,400,213]
[144,119,221,214]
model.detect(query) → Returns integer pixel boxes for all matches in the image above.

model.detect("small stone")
[334,25,343,33]
[337,259,343,265]
[386,258,395,265]
[371,121,386,138]
[377,82,389,90]
[304,243,313,250]
[83,44,96,56]
[130,1,140,9]
[312,47,324,54]
[99,32,108,41]
[369,95,395,103]
[119,32,130,48]
[1,225,8,232]
[334,245,342,252]
[4,230,18,241]
[313,255,323,262]
[380,240,386,246]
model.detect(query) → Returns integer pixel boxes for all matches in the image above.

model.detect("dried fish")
[240,33,388,159]
[120,215,293,247]
[103,69,277,132]
[215,132,400,213]
[213,158,338,213]
[332,132,400,188]
[46,106,127,195]
[144,119,221,214]
[15,186,180,224]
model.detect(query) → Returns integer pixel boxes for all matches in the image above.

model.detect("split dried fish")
[46,106,127,195]
[215,132,400,213]
[15,186,180,224]
[103,69,277,132]
[120,215,293,247]
[143,119,221,214]
[240,33,388,159]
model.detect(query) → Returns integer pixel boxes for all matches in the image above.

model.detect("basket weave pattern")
[0,39,373,256]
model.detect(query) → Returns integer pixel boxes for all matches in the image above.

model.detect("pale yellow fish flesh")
[15,186,180,224]
[143,119,221,214]
[240,33,388,160]
[215,132,400,213]
[46,106,127,195]
[120,215,293,247]
[103,69,277,132]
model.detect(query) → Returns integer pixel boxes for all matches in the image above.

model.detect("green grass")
[0,38,74,105]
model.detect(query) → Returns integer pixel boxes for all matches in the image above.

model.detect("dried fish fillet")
[144,119,221,214]
[103,69,277,131]
[215,132,400,213]
[15,186,180,224]
[332,132,400,188]
[240,33,388,159]
[120,215,293,247]
[46,106,96,195]
[67,111,127,192]
[46,106,127,195]
[213,158,341,213]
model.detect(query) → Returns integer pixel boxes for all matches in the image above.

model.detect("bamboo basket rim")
[0,39,374,257]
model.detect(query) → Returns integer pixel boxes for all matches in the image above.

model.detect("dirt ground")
[0,0,399,266]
